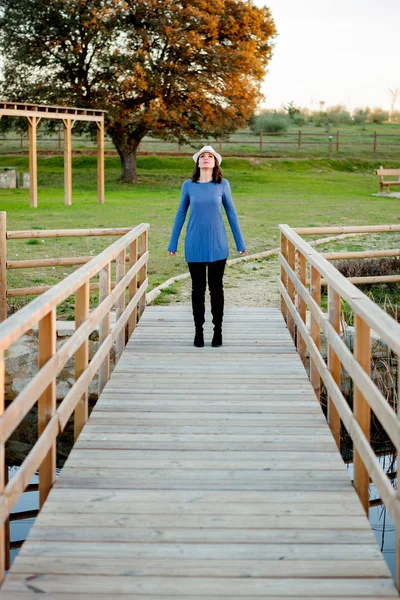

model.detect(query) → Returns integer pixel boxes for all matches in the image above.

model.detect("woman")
[168,145,246,348]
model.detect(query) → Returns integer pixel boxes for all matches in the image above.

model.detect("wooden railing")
[279,224,400,586]
[0,223,149,582]
[0,211,136,322]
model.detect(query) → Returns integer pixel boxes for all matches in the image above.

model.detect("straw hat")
[192,145,222,165]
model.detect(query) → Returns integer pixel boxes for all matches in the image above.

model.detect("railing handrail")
[0,223,149,351]
[0,223,149,580]
[279,224,400,355]
[279,223,400,587]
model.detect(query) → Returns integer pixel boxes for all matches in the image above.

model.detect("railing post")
[336,130,340,152]
[116,249,126,358]
[74,282,89,441]
[297,251,307,366]
[397,358,400,590]
[0,212,6,322]
[0,350,5,584]
[259,130,263,151]
[138,230,148,320]
[327,286,341,449]
[287,240,296,342]
[298,130,302,150]
[98,263,111,395]
[353,314,371,515]
[280,233,288,324]
[38,309,57,508]
[310,266,321,402]
[373,131,377,153]
[128,238,138,338]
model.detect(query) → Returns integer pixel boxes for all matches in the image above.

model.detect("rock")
[56,381,71,400]
[12,377,31,395]
[5,339,34,372]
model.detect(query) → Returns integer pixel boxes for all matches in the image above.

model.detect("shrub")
[352,108,368,125]
[370,108,389,123]
[251,113,289,133]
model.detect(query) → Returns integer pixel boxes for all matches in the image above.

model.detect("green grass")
[1,154,399,317]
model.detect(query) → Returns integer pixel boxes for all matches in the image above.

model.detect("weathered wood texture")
[0,307,396,598]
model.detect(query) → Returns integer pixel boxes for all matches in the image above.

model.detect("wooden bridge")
[0,224,400,598]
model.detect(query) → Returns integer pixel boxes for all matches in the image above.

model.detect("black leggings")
[188,259,227,329]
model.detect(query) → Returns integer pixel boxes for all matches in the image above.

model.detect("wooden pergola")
[0,102,106,208]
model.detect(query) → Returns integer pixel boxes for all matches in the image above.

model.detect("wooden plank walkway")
[0,306,398,598]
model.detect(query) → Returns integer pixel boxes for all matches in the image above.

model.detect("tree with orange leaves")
[0,0,276,181]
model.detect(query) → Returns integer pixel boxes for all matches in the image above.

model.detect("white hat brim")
[193,145,222,165]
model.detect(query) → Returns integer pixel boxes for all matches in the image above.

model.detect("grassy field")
[1,153,399,317]
[1,122,400,160]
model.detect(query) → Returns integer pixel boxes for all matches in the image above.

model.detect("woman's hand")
[169,251,177,256]
[238,250,247,255]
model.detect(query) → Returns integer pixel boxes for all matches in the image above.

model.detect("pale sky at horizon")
[255,0,400,112]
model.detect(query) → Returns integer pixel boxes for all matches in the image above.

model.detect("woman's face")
[198,152,216,169]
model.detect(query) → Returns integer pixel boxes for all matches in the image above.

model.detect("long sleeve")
[168,181,190,252]
[222,180,246,252]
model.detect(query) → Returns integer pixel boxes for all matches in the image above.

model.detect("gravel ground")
[159,255,282,308]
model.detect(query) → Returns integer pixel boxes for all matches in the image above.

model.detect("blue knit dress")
[168,179,246,263]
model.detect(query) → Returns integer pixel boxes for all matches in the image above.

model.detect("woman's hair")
[191,160,223,184]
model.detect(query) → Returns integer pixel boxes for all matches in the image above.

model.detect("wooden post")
[397,356,400,590]
[4,466,9,572]
[327,286,341,450]
[116,249,126,359]
[298,130,302,150]
[373,131,377,153]
[287,241,296,343]
[138,230,148,320]
[97,120,105,204]
[297,251,307,366]
[58,127,62,150]
[38,309,56,508]
[310,266,321,403]
[0,350,5,584]
[128,239,138,338]
[74,282,89,441]
[0,212,6,322]
[328,136,333,159]
[280,233,288,324]
[98,263,111,395]
[259,131,263,151]
[353,315,371,515]
[336,130,340,151]
[63,119,74,206]
[27,116,38,208]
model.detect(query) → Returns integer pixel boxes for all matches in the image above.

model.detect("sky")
[254,0,400,112]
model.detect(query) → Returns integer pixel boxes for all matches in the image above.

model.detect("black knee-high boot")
[208,259,226,347]
[188,262,206,347]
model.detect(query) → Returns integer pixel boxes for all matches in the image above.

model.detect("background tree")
[388,88,400,122]
[0,0,276,182]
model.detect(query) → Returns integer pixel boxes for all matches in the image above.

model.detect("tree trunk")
[120,149,137,182]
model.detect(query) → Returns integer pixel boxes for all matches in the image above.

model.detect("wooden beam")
[97,120,105,204]
[74,282,89,441]
[297,252,307,366]
[116,249,126,359]
[0,350,5,584]
[328,286,341,450]
[287,241,295,342]
[138,230,148,320]
[280,233,288,325]
[353,315,371,515]
[38,309,56,508]
[98,263,111,395]
[63,119,73,206]
[0,213,6,322]
[27,116,38,208]
[128,239,138,338]
[310,267,321,403]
